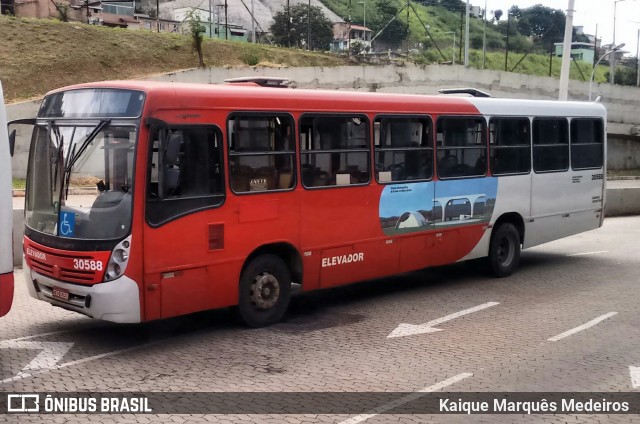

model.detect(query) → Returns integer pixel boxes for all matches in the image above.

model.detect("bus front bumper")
[24,260,141,323]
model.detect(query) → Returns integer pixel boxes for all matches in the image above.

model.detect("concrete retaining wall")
[7,64,640,178]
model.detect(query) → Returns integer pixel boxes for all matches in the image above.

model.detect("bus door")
[530,118,605,246]
[142,122,228,320]
[298,114,385,288]
[529,118,592,246]
[433,116,490,263]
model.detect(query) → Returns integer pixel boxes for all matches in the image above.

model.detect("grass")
[0,13,621,103]
[0,16,348,103]
[12,178,25,189]
[608,169,640,177]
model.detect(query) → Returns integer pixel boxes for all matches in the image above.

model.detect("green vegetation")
[321,0,627,83]
[12,179,25,190]
[0,15,347,103]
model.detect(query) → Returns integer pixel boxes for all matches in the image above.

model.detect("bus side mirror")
[165,133,182,166]
[163,132,183,193]
[8,129,15,157]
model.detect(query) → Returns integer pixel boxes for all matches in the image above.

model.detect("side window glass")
[373,116,433,183]
[436,117,487,178]
[147,126,224,226]
[299,115,370,188]
[489,117,531,175]
[533,118,569,172]
[571,119,603,170]
[228,114,295,193]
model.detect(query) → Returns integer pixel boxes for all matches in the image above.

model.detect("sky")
[484,0,640,57]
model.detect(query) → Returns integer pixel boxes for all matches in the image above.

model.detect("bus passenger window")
[570,118,603,170]
[489,117,531,175]
[146,126,224,226]
[373,116,433,183]
[533,118,569,172]
[436,117,487,179]
[299,115,370,188]
[228,114,295,193]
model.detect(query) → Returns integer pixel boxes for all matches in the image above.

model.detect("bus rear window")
[571,119,603,170]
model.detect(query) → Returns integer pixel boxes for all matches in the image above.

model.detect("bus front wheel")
[488,223,521,278]
[237,254,291,327]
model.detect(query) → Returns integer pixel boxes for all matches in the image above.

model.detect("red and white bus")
[0,81,14,317]
[15,80,606,327]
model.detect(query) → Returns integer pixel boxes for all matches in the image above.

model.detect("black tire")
[237,254,291,328]
[488,222,521,278]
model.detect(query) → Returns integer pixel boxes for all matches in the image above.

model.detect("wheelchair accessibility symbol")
[58,211,76,237]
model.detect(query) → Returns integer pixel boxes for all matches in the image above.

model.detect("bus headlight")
[105,236,131,282]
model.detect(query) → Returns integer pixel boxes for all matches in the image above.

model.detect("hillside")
[0,16,347,103]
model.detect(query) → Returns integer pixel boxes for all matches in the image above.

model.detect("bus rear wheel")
[237,254,291,328]
[488,223,521,278]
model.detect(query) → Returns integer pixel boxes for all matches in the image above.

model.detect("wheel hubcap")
[497,236,514,267]
[250,272,280,310]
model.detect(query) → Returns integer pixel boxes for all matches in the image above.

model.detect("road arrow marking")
[338,372,473,424]
[0,340,74,381]
[547,312,618,342]
[629,366,640,388]
[387,301,500,338]
[568,250,609,257]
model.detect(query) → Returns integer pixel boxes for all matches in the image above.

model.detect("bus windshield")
[26,122,137,240]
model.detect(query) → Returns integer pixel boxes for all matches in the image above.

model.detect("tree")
[370,0,409,47]
[510,5,565,49]
[270,4,333,51]
[186,9,206,68]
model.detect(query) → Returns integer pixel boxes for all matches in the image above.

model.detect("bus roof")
[47,80,606,119]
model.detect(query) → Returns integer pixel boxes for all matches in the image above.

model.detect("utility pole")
[505,11,510,71]
[251,0,255,43]
[308,0,311,50]
[636,29,640,86]
[224,0,228,40]
[156,0,159,32]
[482,0,487,68]
[464,0,470,66]
[348,0,352,55]
[287,0,291,47]
[209,0,213,38]
[558,0,575,101]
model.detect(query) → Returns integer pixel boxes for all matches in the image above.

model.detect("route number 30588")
[73,259,103,271]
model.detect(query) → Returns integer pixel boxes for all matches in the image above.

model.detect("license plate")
[52,286,69,301]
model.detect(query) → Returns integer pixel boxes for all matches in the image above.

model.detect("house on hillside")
[332,22,372,53]
[171,6,247,41]
[554,42,597,64]
[6,0,179,32]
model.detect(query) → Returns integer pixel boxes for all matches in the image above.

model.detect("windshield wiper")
[62,119,111,199]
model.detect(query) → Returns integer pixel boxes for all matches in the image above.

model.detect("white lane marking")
[388,302,500,338]
[568,250,608,257]
[1,341,161,385]
[0,340,74,380]
[1,325,106,343]
[338,373,473,424]
[630,366,640,389]
[548,312,618,342]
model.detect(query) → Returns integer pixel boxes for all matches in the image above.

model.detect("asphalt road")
[1,216,639,423]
